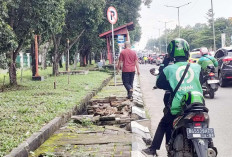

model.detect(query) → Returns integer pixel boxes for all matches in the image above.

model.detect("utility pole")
[165,2,191,38]
[211,0,216,52]
[159,28,161,54]
[165,22,168,53]
[159,21,172,53]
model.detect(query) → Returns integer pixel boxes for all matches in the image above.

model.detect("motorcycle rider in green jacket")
[198,47,218,84]
[143,38,203,156]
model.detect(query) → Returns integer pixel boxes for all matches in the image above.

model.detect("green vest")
[163,62,203,115]
[198,55,218,72]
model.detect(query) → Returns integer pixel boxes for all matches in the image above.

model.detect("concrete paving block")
[132,134,147,151]
[132,106,146,119]
[134,119,151,132]
[131,121,151,139]
[131,151,146,157]
[133,91,142,97]
[131,121,149,133]
[133,100,144,108]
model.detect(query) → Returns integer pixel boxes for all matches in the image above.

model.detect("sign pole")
[112,23,116,86]
[107,6,118,86]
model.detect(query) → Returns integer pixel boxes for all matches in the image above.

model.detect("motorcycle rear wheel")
[173,134,194,157]
[209,89,215,99]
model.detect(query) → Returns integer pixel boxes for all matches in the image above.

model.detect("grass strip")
[0,67,110,156]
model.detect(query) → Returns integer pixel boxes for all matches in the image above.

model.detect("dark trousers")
[122,72,135,95]
[150,110,176,150]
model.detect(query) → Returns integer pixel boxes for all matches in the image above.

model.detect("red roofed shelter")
[99,22,134,64]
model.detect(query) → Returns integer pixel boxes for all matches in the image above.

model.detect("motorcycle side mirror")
[150,68,159,76]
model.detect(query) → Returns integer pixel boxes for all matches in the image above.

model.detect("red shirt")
[119,48,138,72]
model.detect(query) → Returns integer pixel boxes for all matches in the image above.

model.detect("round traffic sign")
[107,6,118,24]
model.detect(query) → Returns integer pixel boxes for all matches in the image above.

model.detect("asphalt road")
[139,63,232,157]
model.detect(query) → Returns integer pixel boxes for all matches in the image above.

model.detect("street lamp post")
[165,2,191,38]
[159,21,172,53]
[165,22,168,53]
[158,28,161,53]
[211,0,216,52]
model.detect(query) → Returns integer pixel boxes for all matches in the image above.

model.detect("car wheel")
[219,72,227,87]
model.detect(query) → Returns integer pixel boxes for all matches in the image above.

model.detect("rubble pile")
[72,96,137,126]
[88,96,132,116]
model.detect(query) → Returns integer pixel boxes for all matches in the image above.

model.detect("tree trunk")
[53,57,59,76]
[86,53,89,65]
[8,39,24,85]
[52,52,62,76]
[41,42,50,69]
[8,50,18,85]
[52,30,85,73]
[52,35,61,75]
[89,52,92,65]
[9,61,17,85]
[74,51,79,70]
[80,53,85,67]
[59,59,63,68]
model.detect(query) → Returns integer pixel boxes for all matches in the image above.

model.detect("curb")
[131,76,153,157]
[6,75,113,157]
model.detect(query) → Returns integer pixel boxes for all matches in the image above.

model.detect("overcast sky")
[137,0,232,49]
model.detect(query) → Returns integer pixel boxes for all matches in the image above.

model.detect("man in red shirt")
[117,41,140,99]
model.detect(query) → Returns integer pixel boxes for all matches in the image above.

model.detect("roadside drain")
[31,78,151,157]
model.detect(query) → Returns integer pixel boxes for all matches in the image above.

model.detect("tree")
[146,17,232,52]
[1,0,65,85]
[0,1,17,69]
[145,38,156,51]
[50,0,105,74]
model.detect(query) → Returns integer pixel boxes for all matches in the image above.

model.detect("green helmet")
[180,91,205,107]
[167,38,190,59]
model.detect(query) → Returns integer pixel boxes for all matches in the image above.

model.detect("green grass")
[0,66,111,156]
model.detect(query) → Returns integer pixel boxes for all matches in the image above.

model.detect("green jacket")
[198,54,218,72]
[163,62,203,115]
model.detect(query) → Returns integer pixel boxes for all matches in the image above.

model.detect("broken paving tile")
[131,121,151,139]
[131,106,146,119]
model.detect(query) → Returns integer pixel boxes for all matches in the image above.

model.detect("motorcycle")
[202,65,219,99]
[149,68,217,157]
[167,93,217,157]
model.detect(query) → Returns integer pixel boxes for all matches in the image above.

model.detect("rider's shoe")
[142,147,158,156]
[142,137,152,145]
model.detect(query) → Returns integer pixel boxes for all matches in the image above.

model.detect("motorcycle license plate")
[207,80,219,84]
[186,128,215,139]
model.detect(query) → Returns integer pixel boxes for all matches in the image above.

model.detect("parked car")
[156,54,165,66]
[214,47,232,87]
[188,51,202,63]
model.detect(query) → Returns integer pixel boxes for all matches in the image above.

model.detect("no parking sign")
[107,7,118,24]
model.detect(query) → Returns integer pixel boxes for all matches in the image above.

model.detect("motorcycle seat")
[183,103,209,113]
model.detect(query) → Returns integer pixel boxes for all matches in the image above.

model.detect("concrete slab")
[132,134,147,151]
[134,119,151,132]
[132,106,146,119]
[131,151,146,157]
[131,121,151,139]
